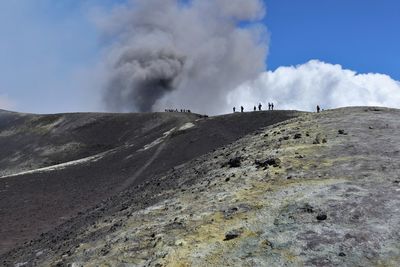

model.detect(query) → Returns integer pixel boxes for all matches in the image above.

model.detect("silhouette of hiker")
[268,102,271,110]
[317,105,321,113]
[258,103,262,111]
[241,106,244,113]
[271,103,274,111]
[233,107,236,113]
[254,106,256,111]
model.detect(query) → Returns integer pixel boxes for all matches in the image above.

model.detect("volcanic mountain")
[1,107,399,266]
[0,109,299,261]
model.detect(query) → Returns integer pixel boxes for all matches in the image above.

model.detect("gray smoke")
[99,0,268,114]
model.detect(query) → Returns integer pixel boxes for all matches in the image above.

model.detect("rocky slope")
[0,109,300,261]
[8,106,399,267]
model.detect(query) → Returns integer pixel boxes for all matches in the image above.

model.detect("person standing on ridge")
[241,106,244,113]
[271,103,274,111]
[254,106,256,111]
[268,102,271,110]
[258,103,262,111]
[317,105,321,113]
[233,107,236,113]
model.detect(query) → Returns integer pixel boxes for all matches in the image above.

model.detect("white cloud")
[228,60,400,112]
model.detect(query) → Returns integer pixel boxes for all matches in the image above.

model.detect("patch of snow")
[139,127,176,151]
[14,262,28,267]
[137,123,194,152]
[163,128,176,136]
[142,137,165,151]
[0,152,106,179]
[178,122,195,131]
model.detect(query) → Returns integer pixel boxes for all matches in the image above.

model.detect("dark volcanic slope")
[0,109,300,255]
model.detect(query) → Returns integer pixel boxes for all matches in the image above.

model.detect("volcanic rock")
[224,229,242,241]
[294,133,302,139]
[316,214,328,221]
[227,157,242,168]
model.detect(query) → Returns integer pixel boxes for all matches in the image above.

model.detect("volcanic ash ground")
[31,107,400,267]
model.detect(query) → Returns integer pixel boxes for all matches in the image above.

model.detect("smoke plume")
[98,0,267,113]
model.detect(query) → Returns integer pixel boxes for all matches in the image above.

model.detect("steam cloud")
[99,0,267,113]
[229,60,400,112]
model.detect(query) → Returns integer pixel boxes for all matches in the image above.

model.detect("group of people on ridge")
[166,104,322,115]
[233,102,275,113]
[165,109,191,113]
[233,103,323,113]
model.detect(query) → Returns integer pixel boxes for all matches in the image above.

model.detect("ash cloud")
[98,0,267,113]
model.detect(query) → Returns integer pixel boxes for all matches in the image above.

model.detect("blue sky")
[265,0,400,79]
[0,1,101,112]
[0,0,399,113]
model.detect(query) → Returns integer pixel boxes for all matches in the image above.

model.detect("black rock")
[339,252,346,257]
[294,133,302,139]
[266,157,281,167]
[338,129,347,135]
[255,160,267,169]
[255,157,281,168]
[228,157,242,168]
[224,230,241,241]
[316,214,327,221]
